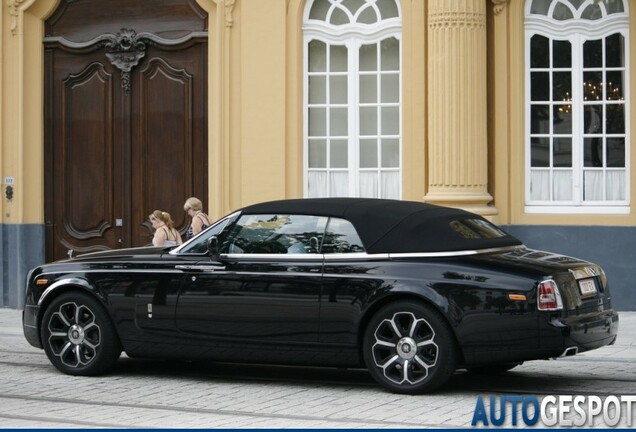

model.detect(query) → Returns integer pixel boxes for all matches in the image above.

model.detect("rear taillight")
[537,279,563,311]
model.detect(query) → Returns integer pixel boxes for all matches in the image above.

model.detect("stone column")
[425,0,495,215]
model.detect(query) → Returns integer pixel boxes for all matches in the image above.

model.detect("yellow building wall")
[225,0,430,213]
[237,0,288,206]
[2,0,57,225]
[1,0,634,226]
[401,0,428,203]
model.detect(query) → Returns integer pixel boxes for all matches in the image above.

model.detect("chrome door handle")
[175,265,226,272]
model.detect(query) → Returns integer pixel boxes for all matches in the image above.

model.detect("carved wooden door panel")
[44,2,208,262]
[129,42,208,248]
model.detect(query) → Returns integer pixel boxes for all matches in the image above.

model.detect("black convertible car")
[23,198,619,393]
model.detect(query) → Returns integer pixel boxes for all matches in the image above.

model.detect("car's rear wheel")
[40,291,121,375]
[363,301,458,394]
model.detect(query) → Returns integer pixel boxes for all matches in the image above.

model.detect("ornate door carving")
[44,0,208,261]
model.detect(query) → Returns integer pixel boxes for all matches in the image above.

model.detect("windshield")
[173,211,240,254]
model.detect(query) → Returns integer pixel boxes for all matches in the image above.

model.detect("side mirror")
[207,236,219,257]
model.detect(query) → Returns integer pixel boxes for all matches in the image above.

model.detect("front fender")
[37,277,101,305]
[25,276,107,348]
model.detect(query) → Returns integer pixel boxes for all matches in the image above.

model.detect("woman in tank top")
[149,210,183,247]
[183,197,211,239]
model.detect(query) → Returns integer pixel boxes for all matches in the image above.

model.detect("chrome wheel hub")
[47,301,101,368]
[397,337,417,360]
[68,324,85,345]
[371,311,439,385]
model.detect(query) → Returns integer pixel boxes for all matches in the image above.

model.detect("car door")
[317,217,384,345]
[175,214,327,345]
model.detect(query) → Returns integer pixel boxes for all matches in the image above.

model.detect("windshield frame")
[170,210,241,256]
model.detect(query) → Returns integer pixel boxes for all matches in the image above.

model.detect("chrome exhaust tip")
[560,346,578,357]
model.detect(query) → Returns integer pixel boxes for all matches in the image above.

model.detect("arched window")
[303,0,402,198]
[525,0,629,212]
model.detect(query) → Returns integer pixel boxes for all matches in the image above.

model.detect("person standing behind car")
[149,210,183,247]
[184,197,211,239]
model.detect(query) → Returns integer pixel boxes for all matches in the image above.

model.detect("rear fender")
[357,287,461,362]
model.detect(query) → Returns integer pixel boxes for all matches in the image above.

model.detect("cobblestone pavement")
[0,308,634,429]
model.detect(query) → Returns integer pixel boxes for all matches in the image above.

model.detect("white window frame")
[303,0,402,199]
[524,0,630,214]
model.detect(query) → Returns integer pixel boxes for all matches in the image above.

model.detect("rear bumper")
[544,309,619,354]
[22,305,42,349]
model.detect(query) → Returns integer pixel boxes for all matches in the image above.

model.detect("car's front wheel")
[363,301,458,394]
[40,291,121,375]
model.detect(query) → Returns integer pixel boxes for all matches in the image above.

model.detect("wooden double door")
[44,0,208,261]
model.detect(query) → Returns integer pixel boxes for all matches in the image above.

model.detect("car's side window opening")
[222,214,328,254]
[322,217,365,253]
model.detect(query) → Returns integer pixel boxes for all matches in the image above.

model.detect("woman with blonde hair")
[149,210,183,247]
[183,197,211,239]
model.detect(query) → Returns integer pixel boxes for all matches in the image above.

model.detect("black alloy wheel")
[40,291,121,376]
[363,301,458,394]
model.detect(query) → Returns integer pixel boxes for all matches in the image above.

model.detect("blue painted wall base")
[505,225,636,311]
[1,224,45,309]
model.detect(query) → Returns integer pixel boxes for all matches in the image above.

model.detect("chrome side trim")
[35,269,184,278]
[221,253,324,261]
[388,245,524,259]
[323,253,389,261]
[37,278,93,307]
[175,265,226,272]
[221,245,521,261]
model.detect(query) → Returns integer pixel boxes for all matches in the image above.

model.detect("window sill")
[524,206,630,215]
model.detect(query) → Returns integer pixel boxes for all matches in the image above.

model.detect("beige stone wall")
[2,0,58,224]
[1,0,635,226]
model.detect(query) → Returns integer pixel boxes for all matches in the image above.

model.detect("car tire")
[363,301,458,394]
[40,291,121,376]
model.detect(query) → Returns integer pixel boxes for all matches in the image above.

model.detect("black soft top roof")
[239,198,522,254]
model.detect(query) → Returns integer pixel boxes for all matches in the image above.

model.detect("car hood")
[66,246,172,262]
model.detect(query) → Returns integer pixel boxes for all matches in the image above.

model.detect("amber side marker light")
[508,294,527,301]
[36,279,49,286]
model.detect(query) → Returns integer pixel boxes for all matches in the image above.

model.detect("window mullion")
[377,42,383,198]
[549,38,554,202]
[303,36,310,198]
[349,38,359,197]
[572,34,584,205]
